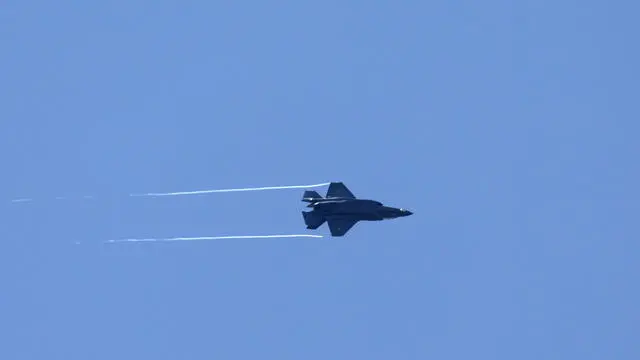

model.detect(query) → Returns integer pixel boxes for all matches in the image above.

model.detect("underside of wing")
[327,218,358,236]
[326,182,355,199]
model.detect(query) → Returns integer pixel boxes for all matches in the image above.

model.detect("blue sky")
[1,1,638,359]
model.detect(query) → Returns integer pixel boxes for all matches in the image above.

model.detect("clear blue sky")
[1,1,638,359]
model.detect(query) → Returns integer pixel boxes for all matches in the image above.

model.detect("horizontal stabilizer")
[302,211,325,230]
[302,190,323,202]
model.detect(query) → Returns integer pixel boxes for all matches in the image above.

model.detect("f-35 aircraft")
[301,182,413,236]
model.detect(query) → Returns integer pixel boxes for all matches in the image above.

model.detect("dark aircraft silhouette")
[301,182,413,236]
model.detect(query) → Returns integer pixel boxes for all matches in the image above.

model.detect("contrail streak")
[105,234,323,243]
[9,182,328,203]
[129,182,330,197]
[9,196,94,203]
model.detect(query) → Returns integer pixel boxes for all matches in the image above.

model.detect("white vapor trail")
[9,182,328,203]
[106,234,323,243]
[129,182,330,197]
[9,196,94,203]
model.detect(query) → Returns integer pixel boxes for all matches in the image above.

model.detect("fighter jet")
[301,182,413,236]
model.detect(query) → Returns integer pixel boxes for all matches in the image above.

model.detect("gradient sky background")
[1,1,638,359]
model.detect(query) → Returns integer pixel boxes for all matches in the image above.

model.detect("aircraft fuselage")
[307,199,410,221]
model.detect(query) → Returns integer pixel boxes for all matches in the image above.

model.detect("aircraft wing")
[327,218,358,236]
[326,182,355,198]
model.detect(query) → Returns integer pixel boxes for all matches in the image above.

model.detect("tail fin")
[302,211,326,229]
[302,190,323,202]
